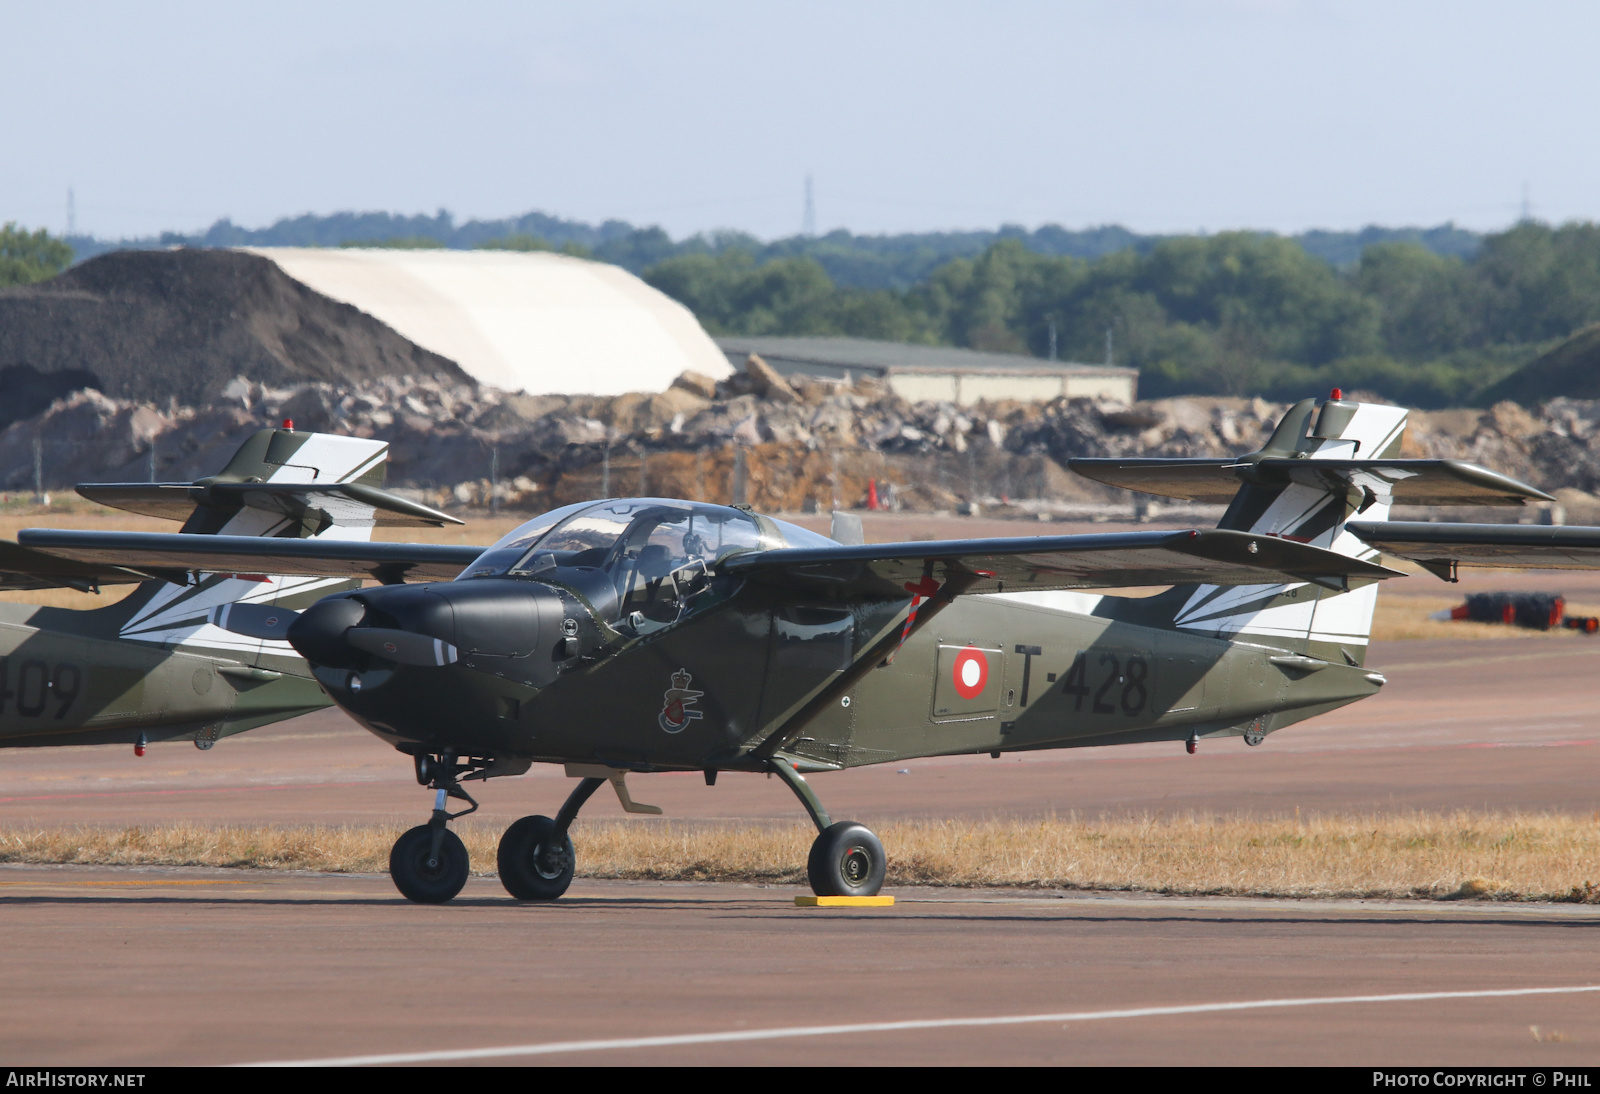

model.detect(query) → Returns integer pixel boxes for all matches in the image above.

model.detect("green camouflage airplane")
[8,392,1565,904]
[0,423,460,753]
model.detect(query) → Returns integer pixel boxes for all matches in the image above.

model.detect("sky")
[3,1,1597,242]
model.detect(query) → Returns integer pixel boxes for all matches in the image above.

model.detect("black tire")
[497,815,575,901]
[806,821,886,897]
[389,824,470,904]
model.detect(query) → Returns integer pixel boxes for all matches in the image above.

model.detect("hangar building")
[715,336,1138,405]
[244,247,733,395]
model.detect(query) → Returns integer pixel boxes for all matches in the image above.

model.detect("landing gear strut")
[497,776,605,901]
[769,757,886,897]
[390,752,479,904]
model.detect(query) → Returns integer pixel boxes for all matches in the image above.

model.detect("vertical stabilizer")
[1168,393,1407,662]
[102,428,393,666]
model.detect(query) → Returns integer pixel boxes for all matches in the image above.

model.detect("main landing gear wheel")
[390,824,470,903]
[807,821,886,897]
[498,815,575,901]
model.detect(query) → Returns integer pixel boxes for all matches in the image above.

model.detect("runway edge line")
[240,983,1600,1067]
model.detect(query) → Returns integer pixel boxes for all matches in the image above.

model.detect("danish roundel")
[951,646,989,699]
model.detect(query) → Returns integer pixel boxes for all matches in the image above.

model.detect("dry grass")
[1373,594,1590,641]
[6,813,1600,903]
[1371,593,1600,642]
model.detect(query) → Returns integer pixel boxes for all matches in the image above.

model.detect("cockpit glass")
[456,500,594,580]
[768,519,838,549]
[530,509,636,568]
[458,499,767,582]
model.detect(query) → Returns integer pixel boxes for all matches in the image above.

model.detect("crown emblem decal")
[658,668,705,734]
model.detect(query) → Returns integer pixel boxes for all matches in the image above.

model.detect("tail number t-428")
[1061,651,1150,716]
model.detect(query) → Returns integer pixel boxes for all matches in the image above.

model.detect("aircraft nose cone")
[286,596,367,668]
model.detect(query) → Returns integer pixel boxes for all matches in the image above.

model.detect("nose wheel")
[390,752,480,904]
[390,825,470,903]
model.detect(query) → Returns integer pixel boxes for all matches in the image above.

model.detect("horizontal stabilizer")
[15,530,485,584]
[78,481,462,528]
[1349,521,1600,578]
[1064,459,1242,503]
[1069,457,1551,507]
[723,528,1402,599]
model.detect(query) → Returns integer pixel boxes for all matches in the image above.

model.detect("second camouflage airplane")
[0,422,461,753]
[7,392,1563,903]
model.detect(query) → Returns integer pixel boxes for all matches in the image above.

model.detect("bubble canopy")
[458,498,834,582]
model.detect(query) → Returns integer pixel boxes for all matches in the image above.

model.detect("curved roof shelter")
[243,247,731,395]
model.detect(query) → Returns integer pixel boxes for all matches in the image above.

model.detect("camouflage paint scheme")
[306,396,1528,774]
[11,393,1561,901]
[0,427,457,749]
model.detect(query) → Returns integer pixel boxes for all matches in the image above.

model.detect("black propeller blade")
[209,602,301,640]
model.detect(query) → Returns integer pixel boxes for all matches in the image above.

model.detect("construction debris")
[8,371,1600,518]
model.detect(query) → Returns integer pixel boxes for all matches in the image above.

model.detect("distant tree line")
[0,223,72,287]
[36,203,1600,406]
[643,222,1600,408]
[66,209,1480,287]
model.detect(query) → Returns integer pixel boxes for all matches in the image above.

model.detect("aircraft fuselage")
[0,604,326,749]
[313,577,1384,771]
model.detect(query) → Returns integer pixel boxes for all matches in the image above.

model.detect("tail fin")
[1173,396,1407,661]
[1071,393,1548,662]
[87,428,412,666]
[1214,395,1407,536]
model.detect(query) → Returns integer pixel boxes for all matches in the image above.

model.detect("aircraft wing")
[78,481,463,527]
[1070,457,1552,506]
[6,526,1402,595]
[721,528,1402,598]
[14,530,486,584]
[1348,521,1600,578]
[0,540,156,592]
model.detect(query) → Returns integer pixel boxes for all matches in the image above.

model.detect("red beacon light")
[281,418,294,431]
[1329,388,1343,401]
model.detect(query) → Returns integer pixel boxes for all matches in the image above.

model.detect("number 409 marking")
[1061,651,1148,715]
[0,658,82,719]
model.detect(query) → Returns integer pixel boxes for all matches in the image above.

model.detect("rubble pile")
[4,354,1599,518]
[0,249,469,422]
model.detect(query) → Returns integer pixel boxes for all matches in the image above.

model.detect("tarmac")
[3,636,1600,830]
[0,869,1596,1066]
[4,629,1600,1065]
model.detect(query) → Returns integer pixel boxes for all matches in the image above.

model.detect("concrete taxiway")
[0,867,1596,1066]
[3,629,1600,1065]
[0,636,1597,833]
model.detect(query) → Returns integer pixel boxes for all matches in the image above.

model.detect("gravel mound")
[0,248,470,427]
[1481,323,1600,405]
